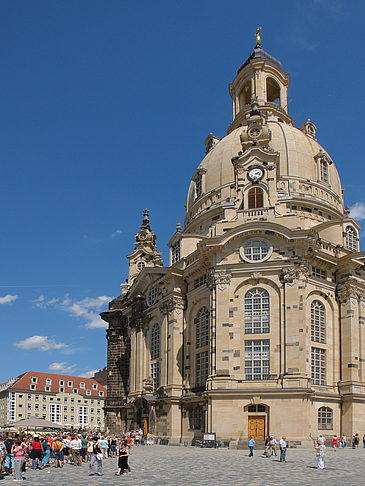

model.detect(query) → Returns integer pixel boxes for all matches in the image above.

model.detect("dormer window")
[171,240,181,264]
[31,377,37,384]
[345,226,359,252]
[315,152,332,184]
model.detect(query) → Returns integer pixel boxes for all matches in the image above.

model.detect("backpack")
[53,442,61,453]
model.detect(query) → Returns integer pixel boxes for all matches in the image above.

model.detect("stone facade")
[102,43,364,447]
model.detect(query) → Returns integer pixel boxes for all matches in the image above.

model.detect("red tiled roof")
[10,371,107,398]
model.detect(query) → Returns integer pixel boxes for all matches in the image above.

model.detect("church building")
[101,37,365,447]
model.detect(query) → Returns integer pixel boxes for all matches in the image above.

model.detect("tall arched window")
[151,324,160,359]
[248,187,264,209]
[345,226,358,252]
[195,307,209,349]
[244,288,270,334]
[320,159,328,183]
[266,77,280,104]
[318,407,333,430]
[151,324,160,391]
[195,307,209,387]
[311,300,326,344]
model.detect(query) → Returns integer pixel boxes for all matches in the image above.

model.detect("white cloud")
[111,229,122,237]
[350,202,365,221]
[34,294,112,329]
[81,369,98,378]
[0,294,18,304]
[48,362,76,373]
[14,335,68,352]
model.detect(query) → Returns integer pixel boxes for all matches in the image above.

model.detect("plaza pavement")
[3,445,365,485]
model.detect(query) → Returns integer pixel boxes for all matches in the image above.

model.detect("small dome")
[186,122,343,217]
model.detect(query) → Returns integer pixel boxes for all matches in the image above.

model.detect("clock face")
[248,167,264,182]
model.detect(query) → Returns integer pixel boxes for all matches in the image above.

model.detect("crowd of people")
[0,428,144,481]
[248,432,365,469]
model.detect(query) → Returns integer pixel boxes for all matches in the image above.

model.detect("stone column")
[338,284,361,383]
[211,270,231,382]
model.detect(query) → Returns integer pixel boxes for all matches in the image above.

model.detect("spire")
[255,26,262,48]
[126,209,163,284]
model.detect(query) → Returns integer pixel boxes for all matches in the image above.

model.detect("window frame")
[244,288,270,334]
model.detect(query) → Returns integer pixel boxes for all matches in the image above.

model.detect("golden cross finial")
[255,27,262,48]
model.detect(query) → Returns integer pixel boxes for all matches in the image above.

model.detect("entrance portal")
[248,416,265,440]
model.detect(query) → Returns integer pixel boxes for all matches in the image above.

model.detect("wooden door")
[248,416,265,440]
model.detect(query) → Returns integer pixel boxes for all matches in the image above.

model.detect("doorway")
[248,415,265,440]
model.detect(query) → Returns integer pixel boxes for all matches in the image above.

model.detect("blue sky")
[1,0,364,383]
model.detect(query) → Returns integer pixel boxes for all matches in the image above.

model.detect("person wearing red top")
[332,435,338,451]
[31,435,44,470]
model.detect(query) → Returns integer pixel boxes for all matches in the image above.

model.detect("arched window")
[239,81,252,109]
[248,187,264,209]
[151,324,160,360]
[320,159,328,183]
[244,288,270,334]
[266,77,280,104]
[151,324,160,391]
[195,307,209,349]
[311,300,326,344]
[318,407,333,430]
[345,226,358,252]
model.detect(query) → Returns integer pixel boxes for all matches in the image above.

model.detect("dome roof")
[186,122,343,216]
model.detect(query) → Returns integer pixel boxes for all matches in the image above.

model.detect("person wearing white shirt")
[70,436,82,466]
[279,437,287,462]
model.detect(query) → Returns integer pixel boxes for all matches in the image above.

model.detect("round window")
[147,287,159,306]
[240,239,272,263]
[137,261,145,272]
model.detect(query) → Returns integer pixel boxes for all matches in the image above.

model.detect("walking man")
[279,436,287,462]
[70,435,82,466]
[248,436,255,457]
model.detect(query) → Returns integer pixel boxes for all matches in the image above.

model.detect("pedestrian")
[315,438,326,469]
[89,437,103,477]
[115,442,129,476]
[354,433,359,448]
[269,436,277,457]
[342,434,347,448]
[12,438,27,482]
[109,436,117,458]
[86,438,94,462]
[363,434,365,448]
[70,435,82,466]
[100,436,108,458]
[332,435,338,451]
[52,436,64,468]
[81,435,88,462]
[248,436,255,457]
[4,433,14,476]
[42,436,51,466]
[279,436,287,462]
[0,436,7,480]
[30,434,44,470]
[263,435,270,457]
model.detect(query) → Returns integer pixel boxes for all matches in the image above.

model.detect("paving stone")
[3,446,365,485]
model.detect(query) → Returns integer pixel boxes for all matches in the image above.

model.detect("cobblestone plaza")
[4,445,365,485]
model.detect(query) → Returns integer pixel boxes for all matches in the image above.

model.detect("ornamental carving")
[337,284,363,305]
[280,264,309,286]
[142,377,154,394]
[159,296,185,315]
[207,270,231,292]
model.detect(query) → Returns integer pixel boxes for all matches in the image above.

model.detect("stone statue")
[255,27,262,48]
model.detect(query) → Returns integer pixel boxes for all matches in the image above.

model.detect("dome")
[186,122,343,223]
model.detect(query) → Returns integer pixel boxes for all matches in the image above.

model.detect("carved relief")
[338,284,362,305]
[280,264,309,286]
[207,270,232,292]
[159,296,185,315]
